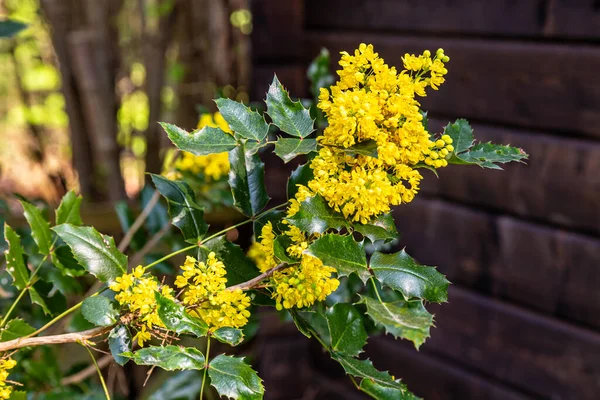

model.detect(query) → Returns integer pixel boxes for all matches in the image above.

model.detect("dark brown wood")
[305,0,600,40]
[252,65,309,104]
[303,33,600,138]
[424,286,600,400]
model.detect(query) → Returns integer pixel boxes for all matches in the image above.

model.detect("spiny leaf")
[0,318,35,342]
[55,190,83,226]
[4,224,28,290]
[213,327,244,346]
[353,213,399,243]
[305,234,370,281]
[325,304,367,356]
[215,98,269,141]
[81,296,119,326]
[151,174,209,244]
[109,325,132,366]
[253,209,285,242]
[273,138,317,163]
[228,143,270,217]
[359,295,433,349]
[443,119,474,155]
[370,250,449,303]
[273,235,298,264]
[360,378,419,400]
[331,352,405,391]
[52,224,127,283]
[162,122,237,155]
[147,370,203,400]
[286,194,349,235]
[125,345,206,371]
[287,162,314,200]
[208,354,264,400]
[266,75,314,138]
[29,286,50,315]
[340,139,378,158]
[155,292,208,338]
[20,201,53,256]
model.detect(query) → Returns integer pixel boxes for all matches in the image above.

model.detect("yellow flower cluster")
[175,254,251,329]
[174,112,232,181]
[248,222,339,310]
[306,43,452,223]
[110,266,175,346]
[0,358,16,400]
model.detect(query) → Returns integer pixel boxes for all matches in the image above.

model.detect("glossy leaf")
[125,345,206,371]
[286,194,349,235]
[332,352,405,392]
[443,119,474,155]
[215,98,269,141]
[147,370,203,400]
[228,143,270,217]
[200,237,260,286]
[287,162,314,200]
[55,190,83,226]
[109,325,132,366]
[52,224,127,283]
[325,304,367,356]
[273,235,298,264]
[273,138,317,163]
[353,213,399,243]
[307,48,335,97]
[52,245,86,277]
[213,327,244,346]
[370,250,449,303]
[208,354,264,400]
[266,75,314,138]
[4,224,28,290]
[341,139,378,158]
[359,295,433,349]
[29,287,50,315]
[162,122,237,155]
[0,318,35,342]
[151,174,209,243]
[306,234,370,281]
[81,296,119,326]
[360,378,418,400]
[253,209,285,241]
[20,201,53,255]
[155,292,208,337]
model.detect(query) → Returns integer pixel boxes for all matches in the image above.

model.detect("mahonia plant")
[0,44,527,400]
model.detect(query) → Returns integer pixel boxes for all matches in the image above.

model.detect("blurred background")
[1,0,599,399]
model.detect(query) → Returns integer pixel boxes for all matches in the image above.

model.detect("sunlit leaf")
[215,98,269,142]
[109,324,132,366]
[228,143,270,217]
[325,304,367,356]
[266,75,314,138]
[162,122,237,155]
[20,201,53,256]
[125,345,206,371]
[4,224,29,290]
[273,138,317,163]
[208,355,264,400]
[306,234,370,281]
[55,190,83,226]
[81,296,119,326]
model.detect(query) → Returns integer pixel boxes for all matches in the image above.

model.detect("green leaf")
[443,119,474,155]
[81,296,119,326]
[155,292,208,337]
[370,250,449,303]
[109,325,132,366]
[360,378,419,400]
[162,122,237,155]
[200,237,260,287]
[7,391,26,400]
[266,75,314,138]
[0,20,27,38]
[307,48,335,97]
[353,213,399,243]
[20,201,53,256]
[287,162,314,200]
[52,224,127,283]
[273,138,317,163]
[253,209,285,241]
[288,309,313,339]
[0,318,35,342]
[51,245,86,277]
[306,234,370,281]
[215,98,269,142]
[55,190,83,226]
[29,287,50,315]
[4,224,29,290]
[340,139,378,158]
[228,143,270,217]
[147,370,203,400]
[208,354,264,400]
[151,174,209,244]
[273,235,298,264]
[286,194,349,235]
[213,327,244,346]
[126,345,206,371]
[359,295,433,349]
[325,304,367,356]
[331,352,405,391]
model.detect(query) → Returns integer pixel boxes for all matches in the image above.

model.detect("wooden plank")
[367,338,534,400]
[304,33,600,138]
[392,198,600,328]
[422,286,600,400]
[304,0,600,40]
[422,120,600,235]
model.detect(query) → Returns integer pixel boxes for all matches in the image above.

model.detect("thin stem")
[143,244,197,270]
[118,190,161,253]
[200,337,211,400]
[226,263,291,292]
[349,376,360,390]
[84,344,111,400]
[0,288,28,327]
[201,220,252,244]
[369,276,384,303]
[0,325,112,352]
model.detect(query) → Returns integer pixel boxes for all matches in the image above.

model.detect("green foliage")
[287,163,313,200]
[55,191,83,226]
[81,296,119,326]
[306,234,370,281]
[146,371,203,400]
[228,143,270,217]
[273,138,317,163]
[161,122,237,155]
[266,75,314,138]
[208,355,264,400]
[0,19,27,37]
[332,353,410,394]
[360,379,419,400]
[325,304,367,356]
[151,174,209,243]
[353,213,399,243]
[126,346,206,371]
[215,98,269,141]
[370,250,449,303]
[444,119,528,169]
[200,237,260,286]
[307,48,335,97]
[108,324,132,366]
[4,224,29,290]
[286,194,349,234]
[0,318,35,342]
[52,224,127,283]
[20,201,53,256]
[212,327,244,346]
[155,292,208,338]
[341,139,379,158]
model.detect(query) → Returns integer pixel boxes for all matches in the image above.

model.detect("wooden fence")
[250,1,600,399]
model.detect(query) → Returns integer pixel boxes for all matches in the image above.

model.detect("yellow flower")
[134,326,151,347]
[0,358,17,400]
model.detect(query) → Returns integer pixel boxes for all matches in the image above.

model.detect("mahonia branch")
[227,263,291,292]
[0,325,113,352]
